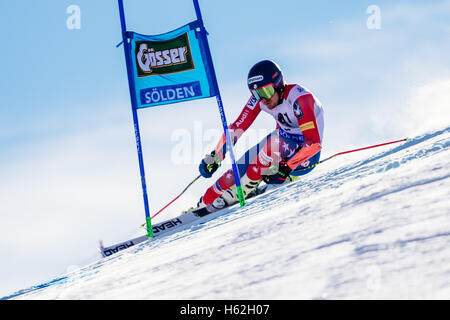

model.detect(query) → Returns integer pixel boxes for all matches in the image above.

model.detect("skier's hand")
[199,151,221,178]
[262,161,292,184]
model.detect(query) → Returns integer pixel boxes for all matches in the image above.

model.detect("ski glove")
[262,161,292,185]
[199,151,221,178]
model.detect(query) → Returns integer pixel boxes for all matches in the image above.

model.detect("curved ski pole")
[140,174,202,228]
[292,137,409,172]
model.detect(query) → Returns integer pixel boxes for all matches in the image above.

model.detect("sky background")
[0,0,449,297]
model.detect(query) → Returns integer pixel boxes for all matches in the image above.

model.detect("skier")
[197,60,325,211]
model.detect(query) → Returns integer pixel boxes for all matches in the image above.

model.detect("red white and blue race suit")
[202,83,325,205]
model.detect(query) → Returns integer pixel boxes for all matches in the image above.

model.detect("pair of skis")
[100,183,269,257]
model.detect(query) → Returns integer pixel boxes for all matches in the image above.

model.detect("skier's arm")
[287,94,322,169]
[199,96,261,178]
[214,96,262,160]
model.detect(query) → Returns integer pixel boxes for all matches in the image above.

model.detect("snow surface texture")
[3,127,450,300]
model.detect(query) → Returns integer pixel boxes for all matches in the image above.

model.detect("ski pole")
[140,174,202,228]
[293,137,410,172]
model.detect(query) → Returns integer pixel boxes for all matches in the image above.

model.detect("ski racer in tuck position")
[197,60,325,212]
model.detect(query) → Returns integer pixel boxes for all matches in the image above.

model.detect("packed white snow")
[4,127,450,300]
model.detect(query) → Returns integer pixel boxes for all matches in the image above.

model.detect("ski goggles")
[251,83,276,101]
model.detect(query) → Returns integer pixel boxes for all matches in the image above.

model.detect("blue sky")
[0,0,449,297]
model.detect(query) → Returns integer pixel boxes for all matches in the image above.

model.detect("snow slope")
[3,126,450,300]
